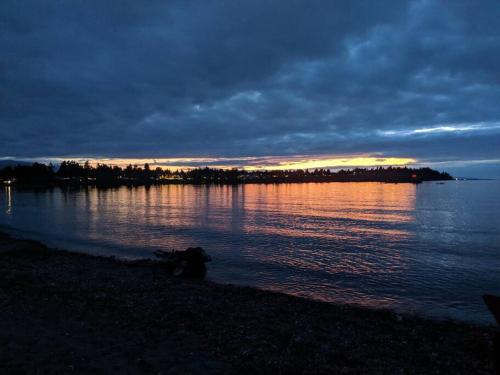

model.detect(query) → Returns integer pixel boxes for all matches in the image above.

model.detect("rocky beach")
[0,231,496,374]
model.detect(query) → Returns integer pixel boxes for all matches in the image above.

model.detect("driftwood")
[154,247,211,278]
[483,294,500,374]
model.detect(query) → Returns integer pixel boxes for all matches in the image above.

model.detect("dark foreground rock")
[154,247,212,277]
[0,231,496,374]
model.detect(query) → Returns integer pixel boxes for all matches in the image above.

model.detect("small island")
[0,161,453,187]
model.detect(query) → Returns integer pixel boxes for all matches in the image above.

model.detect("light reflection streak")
[5,186,12,215]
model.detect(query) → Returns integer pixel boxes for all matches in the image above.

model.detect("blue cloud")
[0,0,499,177]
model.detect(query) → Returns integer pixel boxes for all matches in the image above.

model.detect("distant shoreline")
[0,230,496,373]
[2,179,453,189]
[1,162,453,188]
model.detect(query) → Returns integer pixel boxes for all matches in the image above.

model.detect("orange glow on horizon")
[243,157,416,171]
[39,155,417,171]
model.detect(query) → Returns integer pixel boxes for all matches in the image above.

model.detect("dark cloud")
[1,0,499,175]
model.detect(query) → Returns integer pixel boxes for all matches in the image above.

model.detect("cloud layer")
[1,0,500,174]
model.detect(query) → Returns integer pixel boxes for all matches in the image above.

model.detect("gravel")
[0,231,496,374]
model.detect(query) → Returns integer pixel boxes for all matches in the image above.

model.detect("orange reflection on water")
[4,181,498,321]
[235,183,415,277]
[56,182,416,280]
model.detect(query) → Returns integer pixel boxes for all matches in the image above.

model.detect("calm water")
[1,181,499,324]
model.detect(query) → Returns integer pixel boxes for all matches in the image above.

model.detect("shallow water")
[1,181,499,324]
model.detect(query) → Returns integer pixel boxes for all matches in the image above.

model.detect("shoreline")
[0,164,453,188]
[0,231,496,373]
[2,178,450,189]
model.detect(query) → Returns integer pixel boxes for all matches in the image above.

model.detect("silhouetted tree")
[0,161,454,187]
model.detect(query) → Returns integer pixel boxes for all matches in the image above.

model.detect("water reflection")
[1,181,499,323]
[4,186,12,214]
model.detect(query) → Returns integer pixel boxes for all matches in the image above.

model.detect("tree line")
[0,161,453,187]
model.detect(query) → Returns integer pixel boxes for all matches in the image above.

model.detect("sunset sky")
[1,1,500,177]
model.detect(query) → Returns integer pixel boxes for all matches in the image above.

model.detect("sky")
[1,1,500,177]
